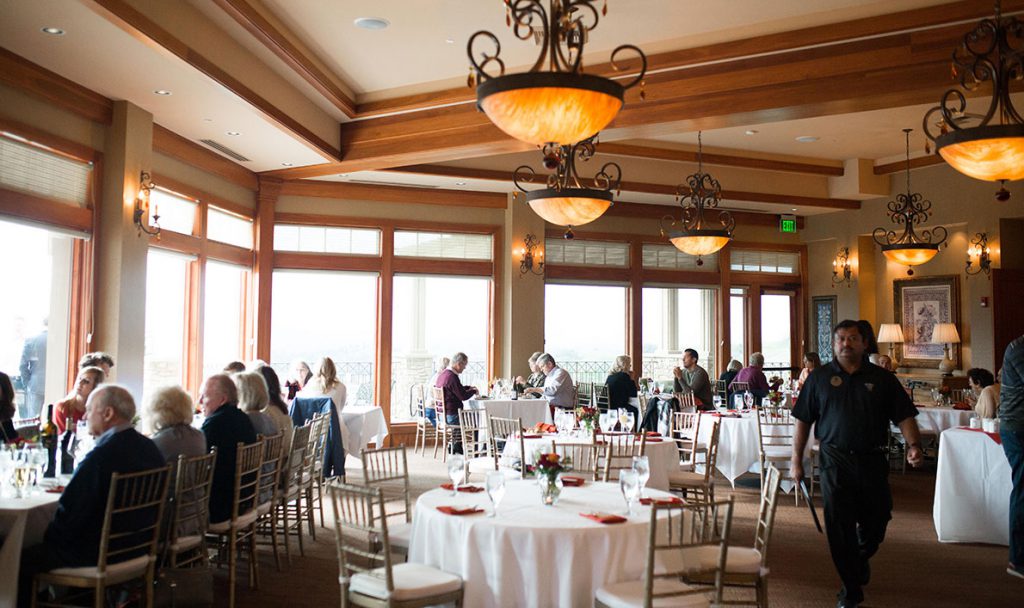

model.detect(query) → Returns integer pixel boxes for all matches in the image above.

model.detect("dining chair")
[457,408,490,479]
[166,450,216,568]
[550,440,599,481]
[487,416,524,472]
[671,411,704,472]
[33,465,172,608]
[309,411,336,531]
[276,424,311,565]
[755,406,797,505]
[360,445,412,558]
[411,383,436,456]
[678,391,697,412]
[330,482,464,608]
[207,440,264,608]
[668,418,721,504]
[594,384,610,412]
[594,496,734,608]
[575,381,595,408]
[596,432,639,482]
[431,386,455,461]
[255,432,285,571]
[714,379,728,403]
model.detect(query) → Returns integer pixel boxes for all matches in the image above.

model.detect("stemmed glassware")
[618,409,630,431]
[631,455,650,499]
[599,411,614,433]
[618,469,640,516]
[743,391,754,410]
[448,454,466,496]
[28,447,47,492]
[485,471,506,517]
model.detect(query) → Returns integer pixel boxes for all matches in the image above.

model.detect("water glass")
[743,391,754,410]
[485,471,506,517]
[632,455,650,498]
[618,409,630,431]
[618,469,639,516]
[448,454,466,495]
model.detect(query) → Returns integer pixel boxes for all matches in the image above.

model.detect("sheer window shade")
[546,239,629,267]
[393,231,492,260]
[730,250,800,274]
[642,243,718,271]
[0,136,91,206]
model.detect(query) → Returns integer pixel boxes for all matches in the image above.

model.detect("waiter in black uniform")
[791,319,924,608]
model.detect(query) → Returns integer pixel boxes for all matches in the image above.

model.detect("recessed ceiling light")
[455,181,467,186]
[153,89,172,96]
[445,38,455,44]
[202,118,213,122]
[41,27,65,36]
[354,17,390,30]
[744,129,758,136]
[338,173,349,178]
[791,208,798,212]
[281,162,293,167]
[795,135,819,143]
[226,131,241,137]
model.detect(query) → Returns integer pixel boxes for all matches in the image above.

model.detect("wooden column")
[718,246,732,373]
[254,177,281,362]
[376,228,395,431]
[629,237,644,376]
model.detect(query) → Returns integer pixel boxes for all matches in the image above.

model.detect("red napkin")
[440,483,485,493]
[644,437,663,443]
[581,512,627,524]
[645,431,661,437]
[437,506,485,516]
[560,475,585,487]
[952,402,972,411]
[45,486,65,494]
[639,496,684,506]
[521,434,543,439]
[959,426,1002,444]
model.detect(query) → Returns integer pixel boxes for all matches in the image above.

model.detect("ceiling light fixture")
[225,131,241,136]
[513,135,620,238]
[281,162,293,167]
[353,17,390,30]
[744,129,759,136]
[924,1,1024,199]
[153,89,172,96]
[873,129,948,275]
[795,135,819,143]
[467,0,646,147]
[41,27,65,35]
[660,131,734,265]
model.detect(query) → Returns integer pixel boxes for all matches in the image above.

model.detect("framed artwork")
[811,295,837,363]
[894,275,960,369]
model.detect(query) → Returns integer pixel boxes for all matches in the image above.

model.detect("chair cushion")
[762,446,791,459]
[50,555,152,580]
[349,562,462,601]
[667,470,707,487]
[208,509,259,533]
[680,545,763,575]
[594,578,710,608]
[388,521,412,549]
[169,535,203,553]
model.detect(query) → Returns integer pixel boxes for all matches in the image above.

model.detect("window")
[274,225,381,255]
[761,292,794,372]
[642,243,718,271]
[207,207,253,249]
[730,250,799,274]
[642,287,718,379]
[391,275,491,422]
[0,218,76,417]
[270,270,378,405]
[546,239,629,267]
[544,283,627,383]
[394,231,491,260]
[0,135,91,205]
[730,287,746,365]
[150,189,197,235]
[143,249,191,402]
[202,261,249,380]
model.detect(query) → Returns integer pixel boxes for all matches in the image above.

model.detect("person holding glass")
[144,385,206,463]
[516,352,546,389]
[52,366,106,434]
[605,355,639,431]
[673,348,713,410]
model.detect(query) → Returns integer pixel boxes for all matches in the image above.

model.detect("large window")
[143,249,190,402]
[761,292,794,371]
[391,275,491,422]
[729,287,747,366]
[270,270,378,406]
[544,283,627,383]
[274,225,380,255]
[0,218,76,418]
[207,207,253,248]
[642,287,717,379]
[202,261,249,379]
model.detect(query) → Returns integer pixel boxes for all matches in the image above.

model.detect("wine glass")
[618,409,630,431]
[599,412,612,433]
[28,447,47,491]
[448,454,466,496]
[743,391,754,410]
[632,455,650,499]
[618,469,639,516]
[13,464,31,498]
[485,471,506,517]
[625,412,636,433]
[0,451,13,498]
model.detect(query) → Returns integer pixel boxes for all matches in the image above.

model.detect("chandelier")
[923,0,1024,199]
[513,136,620,238]
[873,129,948,275]
[467,0,646,146]
[660,132,734,265]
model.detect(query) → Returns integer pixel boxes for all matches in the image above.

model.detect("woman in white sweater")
[298,356,352,451]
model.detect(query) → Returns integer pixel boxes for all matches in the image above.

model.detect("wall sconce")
[133,171,161,238]
[832,247,853,287]
[514,233,544,276]
[965,232,992,278]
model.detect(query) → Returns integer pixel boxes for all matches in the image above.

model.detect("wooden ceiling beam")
[0,47,113,124]
[596,142,844,176]
[873,154,946,175]
[278,179,507,209]
[152,125,259,191]
[601,200,806,229]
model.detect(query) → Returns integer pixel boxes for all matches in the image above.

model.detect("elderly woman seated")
[145,385,207,463]
[968,367,1000,419]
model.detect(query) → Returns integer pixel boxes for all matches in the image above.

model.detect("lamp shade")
[525,189,613,227]
[877,323,905,344]
[881,244,939,267]
[667,230,732,257]
[930,323,961,344]
[935,125,1024,182]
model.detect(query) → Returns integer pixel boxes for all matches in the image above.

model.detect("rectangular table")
[933,427,1011,545]
[463,398,551,429]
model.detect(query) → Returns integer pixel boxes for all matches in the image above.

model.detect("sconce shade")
[526,189,612,227]
[877,323,905,344]
[930,323,961,344]
[882,244,939,267]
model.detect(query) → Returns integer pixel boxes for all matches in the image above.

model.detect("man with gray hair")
[434,352,479,454]
[525,353,575,414]
[729,351,773,400]
[18,385,165,604]
[200,373,257,523]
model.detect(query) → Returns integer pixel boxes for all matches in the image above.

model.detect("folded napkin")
[440,483,485,493]
[645,431,661,437]
[521,434,543,439]
[952,402,972,411]
[581,512,628,524]
[45,486,65,494]
[437,506,485,516]
[560,475,585,487]
[639,496,684,506]
[644,437,663,443]
[960,426,1002,444]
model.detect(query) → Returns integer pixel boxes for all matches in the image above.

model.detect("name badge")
[830,376,843,387]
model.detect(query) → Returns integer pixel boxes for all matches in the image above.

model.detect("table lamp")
[877,323,905,369]
[930,323,960,376]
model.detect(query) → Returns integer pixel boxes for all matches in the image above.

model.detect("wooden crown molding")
[278,179,507,209]
[596,143,844,176]
[152,125,259,191]
[0,46,113,124]
[873,153,945,175]
[0,187,93,234]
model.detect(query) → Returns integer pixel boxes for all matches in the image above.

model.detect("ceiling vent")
[198,139,251,162]
[348,179,440,189]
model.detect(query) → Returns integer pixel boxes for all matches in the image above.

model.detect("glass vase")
[539,473,563,506]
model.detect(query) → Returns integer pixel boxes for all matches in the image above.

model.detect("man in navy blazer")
[18,384,166,605]
[200,373,257,524]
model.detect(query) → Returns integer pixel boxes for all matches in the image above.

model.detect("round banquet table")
[340,404,389,457]
[0,493,61,608]
[499,433,679,490]
[464,398,551,429]
[933,427,1011,545]
[915,405,973,435]
[408,480,676,608]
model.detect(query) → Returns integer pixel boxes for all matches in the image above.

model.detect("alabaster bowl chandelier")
[873,129,948,275]
[660,132,734,265]
[513,136,620,238]
[467,0,646,146]
[923,0,1024,199]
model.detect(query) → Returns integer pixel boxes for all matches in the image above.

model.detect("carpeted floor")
[220,451,1021,607]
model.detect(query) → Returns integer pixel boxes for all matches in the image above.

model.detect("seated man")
[729,352,773,401]
[525,353,575,415]
[200,373,257,524]
[19,385,165,605]
[435,352,479,454]
[673,348,714,410]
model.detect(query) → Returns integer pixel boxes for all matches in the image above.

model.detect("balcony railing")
[270,361,374,404]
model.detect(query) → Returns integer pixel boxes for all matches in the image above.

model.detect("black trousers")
[818,444,893,603]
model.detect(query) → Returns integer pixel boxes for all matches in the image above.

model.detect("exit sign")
[779,214,797,233]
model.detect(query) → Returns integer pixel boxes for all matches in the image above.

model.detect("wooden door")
[992,268,1024,366]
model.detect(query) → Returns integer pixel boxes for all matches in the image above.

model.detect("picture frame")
[893,275,960,369]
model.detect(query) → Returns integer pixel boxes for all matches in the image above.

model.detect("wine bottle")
[40,403,57,477]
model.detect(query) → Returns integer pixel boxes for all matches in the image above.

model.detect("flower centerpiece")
[576,406,598,432]
[937,384,952,406]
[535,452,567,506]
[767,390,783,407]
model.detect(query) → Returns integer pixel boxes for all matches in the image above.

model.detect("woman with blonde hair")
[145,385,206,463]
[233,371,278,437]
[52,366,106,434]
[298,356,347,411]
[605,355,639,431]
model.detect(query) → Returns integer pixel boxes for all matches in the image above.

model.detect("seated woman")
[797,352,821,390]
[234,371,279,437]
[52,366,106,434]
[145,385,207,463]
[968,367,1000,419]
[257,365,295,453]
[605,355,639,431]
[1,371,17,443]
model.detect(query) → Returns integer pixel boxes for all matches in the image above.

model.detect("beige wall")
[0,82,107,152]
[152,151,256,210]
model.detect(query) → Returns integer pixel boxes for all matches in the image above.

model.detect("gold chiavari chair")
[255,432,285,571]
[596,432,640,482]
[207,441,264,608]
[575,381,595,408]
[276,424,311,565]
[550,440,599,481]
[360,445,413,558]
[166,450,216,568]
[668,418,721,504]
[487,416,524,472]
[756,406,798,505]
[458,408,490,479]
[411,383,436,456]
[671,411,704,472]
[432,387,455,461]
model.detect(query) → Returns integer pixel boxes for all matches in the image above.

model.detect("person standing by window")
[18,319,47,418]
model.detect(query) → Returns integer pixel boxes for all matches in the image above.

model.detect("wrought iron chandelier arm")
[610,44,647,89]
[467,31,506,82]
[872,226,900,247]
[513,165,539,193]
[592,161,621,192]
[507,0,551,72]
[919,224,948,245]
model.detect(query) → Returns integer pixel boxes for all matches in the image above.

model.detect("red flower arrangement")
[576,406,598,431]
[535,452,565,482]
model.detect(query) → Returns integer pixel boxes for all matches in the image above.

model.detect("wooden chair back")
[283,424,311,493]
[168,451,216,566]
[458,408,490,464]
[257,432,285,507]
[100,464,172,571]
[488,416,523,471]
[550,440,599,481]
[360,445,412,524]
[597,433,639,482]
[329,483,394,589]
[232,441,265,520]
[432,386,447,429]
[756,406,794,451]
[594,384,610,412]
[575,381,594,408]
[671,412,702,468]
[754,465,783,563]
[678,392,696,411]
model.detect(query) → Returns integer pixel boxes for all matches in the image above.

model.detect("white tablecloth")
[408,480,675,608]
[499,433,678,491]
[933,427,1011,545]
[915,406,973,435]
[341,405,389,457]
[464,398,551,428]
[697,412,761,486]
[0,494,60,608]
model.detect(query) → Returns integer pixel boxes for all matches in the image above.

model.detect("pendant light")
[467,0,646,146]
[923,0,1024,199]
[659,132,734,265]
[873,129,948,275]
